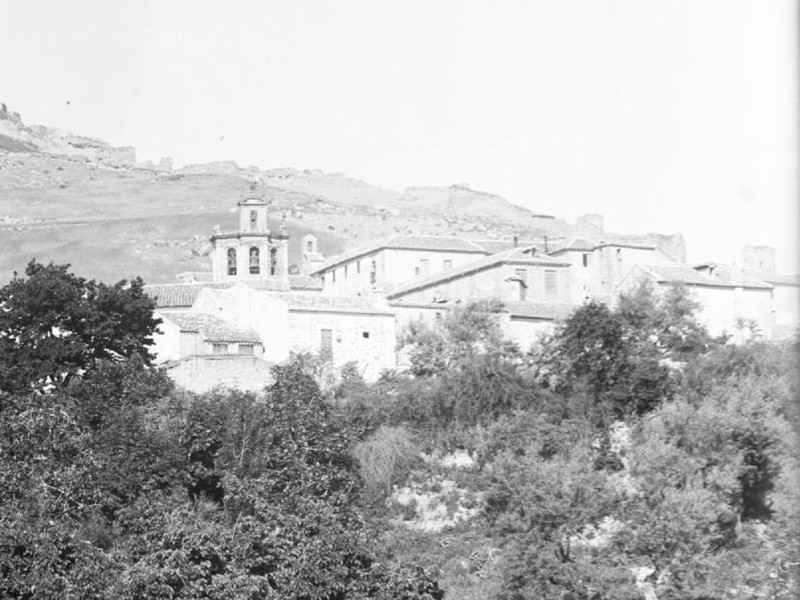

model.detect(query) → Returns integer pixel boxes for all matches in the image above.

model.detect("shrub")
[353,425,419,495]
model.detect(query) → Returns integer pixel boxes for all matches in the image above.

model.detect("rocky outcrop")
[0,102,136,165]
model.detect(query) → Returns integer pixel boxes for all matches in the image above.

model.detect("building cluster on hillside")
[144,195,799,391]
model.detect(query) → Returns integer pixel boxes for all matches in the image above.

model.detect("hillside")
[0,102,684,284]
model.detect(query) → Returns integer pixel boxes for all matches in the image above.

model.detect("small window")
[212,343,228,354]
[419,259,430,276]
[239,343,254,355]
[357,260,361,274]
[332,270,336,283]
[250,210,258,231]
[515,268,528,301]
[344,264,348,279]
[249,247,260,275]
[444,259,452,270]
[545,270,558,299]
[414,266,420,276]
[307,240,313,252]
[227,248,237,276]
[362,331,370,339]
[582,254,590,267]
[270,247,278,276]
[616,248,622,261]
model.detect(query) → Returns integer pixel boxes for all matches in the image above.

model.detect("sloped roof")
[468,239,544,254]
[162,312,261,343]
[550,236,597,254]
[640,264,772,290]
[388,299,571,321]
[503,300,574,320]
[312,234,488,273]
[145,276,322,308]
[743,269,800,287]
[145,283,234,308]
[386,247,569,300]
[278,293,394,316]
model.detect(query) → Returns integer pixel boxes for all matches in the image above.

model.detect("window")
[362,331,370,339]
[307,240,314,252]
[356,260,361,274]
[250,210,258,231]
[616,248,622,261]
[332,269,336,283]
[370,260,377,284]
[249,247,260,275]
[443,259,452,270]
[515,268,528,301]
[544,270,558,299]
[320,329,333,362]
[414,266,420,277]
[270,247,278,276]
[582,253,590,267]
[227,248,237,276]
[212,343,228,354]
[344,264,348,280]
[239,343,254,355]
[419,259,430,276]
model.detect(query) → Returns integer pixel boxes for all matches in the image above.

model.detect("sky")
[2,0,797,270]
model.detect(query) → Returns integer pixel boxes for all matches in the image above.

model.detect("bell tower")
[210,194,280,285]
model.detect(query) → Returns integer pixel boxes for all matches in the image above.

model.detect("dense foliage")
[2,264,797,600]
[0,263,442,599]
[0,260,160,394]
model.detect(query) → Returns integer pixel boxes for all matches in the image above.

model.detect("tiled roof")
[311,234,488,273]
[279,293,394,316]
[162,312,262,343]
[641,265,772,290]
[145,283,234,308]
[550,236,597,253]
[468,239,545,254]
[503,300,573,321]
[386,247,569,300]
[388,299,571,321]
[145,277,323,307]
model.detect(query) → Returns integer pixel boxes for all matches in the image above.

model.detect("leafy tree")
[399,299,519,377]
[617,281,715,359]
[0,260,160,393]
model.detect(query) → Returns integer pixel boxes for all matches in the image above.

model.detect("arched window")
[270,247,278,276]
[249,247,260,275]
[227,248,237,276]
[250,210,258,231]
[307,240,314,252]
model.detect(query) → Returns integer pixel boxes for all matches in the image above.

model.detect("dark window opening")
[515,268,528,301]
[212,343,228,354]
[249,247,260,275]
[227,248,237,276]
[362,331,370,339]
[239,344,254,355]
[582,254,590,267]
[250,210,258,231]
[444,259,452,270]
[270,247,278,276]
[307,240,313,252]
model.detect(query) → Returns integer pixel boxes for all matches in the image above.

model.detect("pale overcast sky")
[2,1,797,270]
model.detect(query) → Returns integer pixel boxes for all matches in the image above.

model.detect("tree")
[0,260,161,393]
[398,299,519,377]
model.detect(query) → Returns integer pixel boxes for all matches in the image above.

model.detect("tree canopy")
[0,260,160,393]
